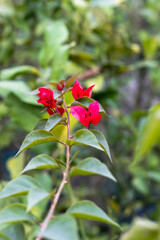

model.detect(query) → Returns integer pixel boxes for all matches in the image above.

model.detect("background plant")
[0,0,160,239]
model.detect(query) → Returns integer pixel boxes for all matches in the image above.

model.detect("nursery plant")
[0,75,119,239]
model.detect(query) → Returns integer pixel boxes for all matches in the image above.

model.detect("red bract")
[70,101,101,128]
[37,88,57,109]
[72,80,95,99]
[47,106,65,117]
[57,83,65,91]
[56,106,65,116]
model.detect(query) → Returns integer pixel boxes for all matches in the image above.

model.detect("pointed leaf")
[67,200,119,228]
[43,215,79,240]
[16,130,58,156]
[27,187,51,211]
[66,72,80,89]
[70,157,116,181]
[0,204,33,225]
[66,129,103,151]
[1,223,25,240]
[91,130,112,162]
[72,97,108,116]
[0,233,9,240]
[134,104,160,164]
[0,175,41,200]
[0,65,41,80]
[21,154,59,174]
[45,114,62,131]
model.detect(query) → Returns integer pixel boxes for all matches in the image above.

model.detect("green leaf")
[0,175,41,200]
[70,157,116,181]
[39,21,68,67]
[45,114,63,131]
[71,97,108,115]
[0,81,39,105]
[42,215,79,240]
[1,223,25,240]
[148,171,160,182]
[120,218,159,240]
[16,130,58,156]
[0,233,9,240]
[67,200,119,228]
[27,187,51,211]
[0,204,33,225]
[6,94,41,131]
[50,44,70,81]
[134,104,160,164]
[91,0,124,7]
[21,154,59,174]
[0,65,41,80]
[91,130,112,162]
[7,153,25,179]
[66,129,103,151]
[66,72,80,89]
[34,119,47,130]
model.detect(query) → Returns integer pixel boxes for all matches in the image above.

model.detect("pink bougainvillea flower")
[46,106,65,117]
[72,80,95,99]
[57,83,65,91]
[37,88,57,109]
[70,101,101,128]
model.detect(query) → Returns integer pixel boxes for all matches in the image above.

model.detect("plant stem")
[36,96,71,240]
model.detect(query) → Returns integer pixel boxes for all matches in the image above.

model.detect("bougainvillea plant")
[0,75,120,239]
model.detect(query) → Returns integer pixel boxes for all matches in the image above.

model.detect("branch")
[36,95,71,240]
[78,66,101,81]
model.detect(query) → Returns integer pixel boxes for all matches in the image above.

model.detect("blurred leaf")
[72,97,108,116]
[66,72,80,89]
[21,154,59,174]
[0,81,39,105]
[27,187,51,211]
[1,223,25,240]
[66,129,103,151]
[0,5,14,18]
[132,178,149,194]
[0,65,41,80]
[148,171,160,182]
[7,153,25,179]
[91,130,112,162]
[50,44,70,81]
[129,60,158,71]
[16,130,58,156]
[139,31,159,59]
[134,104,160,164]
[45,114,62,131]
[70,157,116,181]
[0,204,33,225]
[0,176,41,200]
[39,21,69,67]
[0,233,9,240]
[120,218,159,240]
[43,215,79,240]
[6,94,41,131]
[91,0,125,7]
[67,200,119,228]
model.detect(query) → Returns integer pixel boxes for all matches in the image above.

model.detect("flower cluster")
[36,79,101,128]
[37,87,65,116]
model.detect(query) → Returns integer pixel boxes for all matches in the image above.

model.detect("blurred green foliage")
[0,0,160,239]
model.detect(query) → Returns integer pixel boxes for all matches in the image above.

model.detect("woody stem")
[36,96,71,240]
